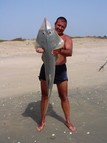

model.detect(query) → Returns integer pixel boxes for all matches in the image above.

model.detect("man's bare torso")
[55,34,72,65]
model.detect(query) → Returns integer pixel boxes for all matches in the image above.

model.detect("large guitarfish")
[36,18,64,97]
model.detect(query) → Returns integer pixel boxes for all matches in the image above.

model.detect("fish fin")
[35,41,41,49]
[54,37,64,50]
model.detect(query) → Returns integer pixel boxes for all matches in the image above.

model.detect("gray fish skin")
[36,18,64,97]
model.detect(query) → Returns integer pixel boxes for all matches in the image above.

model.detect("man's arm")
[60,36,73,56]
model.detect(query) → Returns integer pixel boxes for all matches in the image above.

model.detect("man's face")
[55,19,67,36]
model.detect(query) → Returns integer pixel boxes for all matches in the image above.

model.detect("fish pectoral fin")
[35,41,41,49]
[54,38,64,50]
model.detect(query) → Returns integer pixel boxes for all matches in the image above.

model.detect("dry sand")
[0,38,107,143]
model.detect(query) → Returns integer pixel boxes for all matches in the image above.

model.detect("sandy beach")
[0,38,107,143]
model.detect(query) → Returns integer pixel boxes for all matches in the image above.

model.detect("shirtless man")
[36,17,76,132]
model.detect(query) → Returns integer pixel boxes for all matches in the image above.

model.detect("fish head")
[36,18,64,51]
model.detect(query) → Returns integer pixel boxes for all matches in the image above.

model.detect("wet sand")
[0,38,107,143]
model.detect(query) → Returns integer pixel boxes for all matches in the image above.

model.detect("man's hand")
[36,48,44,53]
[52,49,61,55]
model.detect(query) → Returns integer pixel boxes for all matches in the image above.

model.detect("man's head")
[55,17,67,36]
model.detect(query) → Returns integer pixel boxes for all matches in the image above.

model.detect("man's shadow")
[22,101,65,124]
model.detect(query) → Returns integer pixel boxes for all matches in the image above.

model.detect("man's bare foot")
[36,122,45,132]
[65,121,76,132]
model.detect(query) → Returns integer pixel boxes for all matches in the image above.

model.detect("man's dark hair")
[55,16,67,25]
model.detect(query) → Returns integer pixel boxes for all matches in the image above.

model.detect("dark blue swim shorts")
[39,63,68,84]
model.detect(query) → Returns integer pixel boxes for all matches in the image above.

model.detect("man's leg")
[57,81,76,131]
[37,80,48,131]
